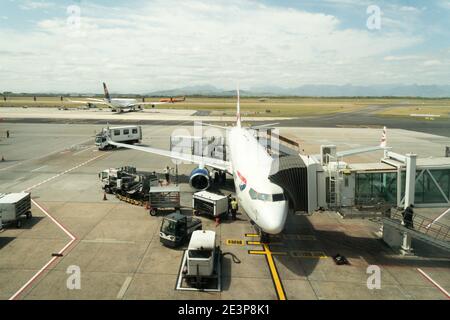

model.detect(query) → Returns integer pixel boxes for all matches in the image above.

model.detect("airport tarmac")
[0,123,449,300]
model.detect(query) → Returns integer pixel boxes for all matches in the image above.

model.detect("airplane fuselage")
[227,127,288,234]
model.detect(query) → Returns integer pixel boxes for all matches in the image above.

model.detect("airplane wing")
[108,140,232,173]
[127,102,169,107]
[86,98,107,102]
[66,98,109,105]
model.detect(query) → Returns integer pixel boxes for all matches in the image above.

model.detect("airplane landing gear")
[252,223,270,243]
[260,231,270,244]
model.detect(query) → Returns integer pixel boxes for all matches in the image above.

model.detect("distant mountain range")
[148,84,450,98]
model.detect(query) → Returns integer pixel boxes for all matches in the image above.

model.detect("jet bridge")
[268,155,309,213]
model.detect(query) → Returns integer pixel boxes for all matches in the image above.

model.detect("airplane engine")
[189,167,210,190]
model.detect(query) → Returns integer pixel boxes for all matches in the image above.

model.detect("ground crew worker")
[163,166,171,184]
[402,204,414,229]
[230,198,238,221]
[6,130,10,138]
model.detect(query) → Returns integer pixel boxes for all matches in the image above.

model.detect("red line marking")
[417,268,450,299]
[9,200,77,300]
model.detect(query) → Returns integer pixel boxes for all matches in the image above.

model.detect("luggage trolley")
[148,186,181,216]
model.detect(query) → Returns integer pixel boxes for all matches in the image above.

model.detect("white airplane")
[108,91,288,236]
[108,91,387,237]
[68,82,171,113]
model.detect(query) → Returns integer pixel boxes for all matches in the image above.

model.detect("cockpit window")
[248,188,285,202]
[272,193,285,201]
[249,188,258,200]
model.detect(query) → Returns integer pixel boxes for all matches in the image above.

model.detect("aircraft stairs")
[382,210,450,252]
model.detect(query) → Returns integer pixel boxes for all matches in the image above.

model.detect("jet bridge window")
[123,129,129,135]
[132,128,138,134]
[249,188,285,202]
[114,130,120,136]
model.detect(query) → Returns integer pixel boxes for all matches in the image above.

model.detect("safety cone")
[103,192,107,201]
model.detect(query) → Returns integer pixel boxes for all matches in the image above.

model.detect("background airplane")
[68,83,182,113]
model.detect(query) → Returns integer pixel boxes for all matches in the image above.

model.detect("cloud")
[423,60,442,66]
[0,0,446,93]
[20,1,55,10]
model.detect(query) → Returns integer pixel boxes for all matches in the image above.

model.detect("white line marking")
[73,146,95,156]
[14,176,25,182]
[116,276,133,299]
[31,165,47,172]
[0,137,93,172]
[417,268,450,299]
[426,208,450,229]
[23,153,107,192]
[9,200,77,300]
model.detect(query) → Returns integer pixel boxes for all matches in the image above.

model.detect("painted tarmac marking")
[31,165,47,172]
[73,146,95,156]
[9,200,77,300]
[0,137,94,172]
[417,268,450,299]
[23,153,108,192]
[226,239,244,245]
[426,207,450,229]
[256,244,287,301]
[117,276,133,299]
[244,233,259,237]
[289,250,327,259]
[247,240,283,246]
[14,176,25,182]
[245,234,287,300]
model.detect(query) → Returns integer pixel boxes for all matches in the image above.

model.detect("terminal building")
[300,147,450,213]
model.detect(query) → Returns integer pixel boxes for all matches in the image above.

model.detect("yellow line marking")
[245,233,259,237]
[263,244,286,300]
[226,239,244,245]
[249,250,287,256]
[247,240,283,246]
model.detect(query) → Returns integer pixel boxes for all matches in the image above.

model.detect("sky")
[0,0,449,93]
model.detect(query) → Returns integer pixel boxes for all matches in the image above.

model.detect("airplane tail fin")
[103,82,111,103]
[380,126,387,148]
[236,87,241,128]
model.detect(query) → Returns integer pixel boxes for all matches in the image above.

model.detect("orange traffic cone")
[103,192,107,201]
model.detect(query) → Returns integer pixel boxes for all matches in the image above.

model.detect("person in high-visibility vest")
[230,198,238,221]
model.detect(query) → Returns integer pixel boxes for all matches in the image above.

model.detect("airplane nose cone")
[257,202,288,234]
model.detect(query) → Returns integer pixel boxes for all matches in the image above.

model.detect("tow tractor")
[159,211,202,247]
[176,230,221,291]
